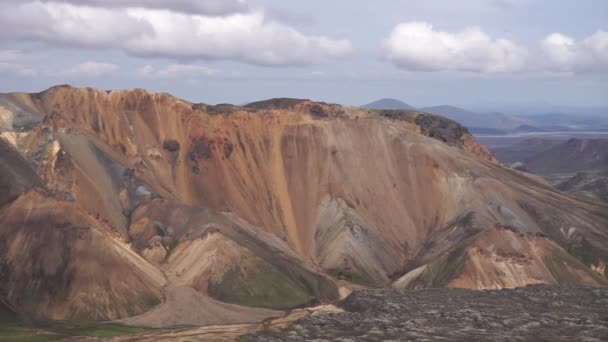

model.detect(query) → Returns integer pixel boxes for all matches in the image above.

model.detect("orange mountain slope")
[0,85,606,324]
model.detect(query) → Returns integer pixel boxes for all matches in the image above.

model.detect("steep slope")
[0,138,44,207]
[0,85,606,323]
[556,170,608,203]
[362,98,415,110]
[0,191,165,321]
[0,92,44,132]
[395,225,605,289]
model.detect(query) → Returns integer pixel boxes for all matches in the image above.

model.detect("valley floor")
[27,285,607,341]
[244,285,608,342]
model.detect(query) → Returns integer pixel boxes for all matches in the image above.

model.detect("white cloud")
[382,22,528,73]
[0,49,36,76]
[542,30,608,72]
[0,1,353,66]
[66,61,119,76]
[0,62,36,77]
[137,64,218,78]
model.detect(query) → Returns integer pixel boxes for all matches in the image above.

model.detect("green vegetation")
[544,248,608,286]
[328,268,374,287]
[409,237,471,289]
[0,321,148,341]
[208,262,314,310]
[566,237,608,278]
[165,238,181,253]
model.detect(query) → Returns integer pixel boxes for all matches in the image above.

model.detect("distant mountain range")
[362,98,608,134]
[418,105,532,132]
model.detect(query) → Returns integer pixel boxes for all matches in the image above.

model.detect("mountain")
[362,98,415,110]
[0,85,607,326]
[420,105,533,131]
[523,112,608,131]
[491,138,563,164]
[556,170,608,203]
[524,138,608,176]
[490,137,608,203]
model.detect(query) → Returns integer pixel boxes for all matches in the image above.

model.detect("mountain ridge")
[0,85,606,326]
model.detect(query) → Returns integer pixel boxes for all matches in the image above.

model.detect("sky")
[0,0,607,108]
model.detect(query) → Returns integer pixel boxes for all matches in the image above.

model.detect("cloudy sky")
[0,0,606,108]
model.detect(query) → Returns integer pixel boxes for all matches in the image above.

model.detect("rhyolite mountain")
[0,86,607,326]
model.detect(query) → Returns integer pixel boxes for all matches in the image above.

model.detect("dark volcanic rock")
[415,113,468,148]
[309,104,327,118]
[244,285,608,341]
[245,98,309,110]
[162,139,180,152]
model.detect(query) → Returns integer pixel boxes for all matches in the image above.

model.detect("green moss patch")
[0,322,148,341]
[327,268,374,287]
[566,237,608,278]
[208,262,314,310]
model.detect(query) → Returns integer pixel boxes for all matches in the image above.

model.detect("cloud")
[0,62,36,77]
[137,64,218,78]
[0,0,249,16]
[66,61,119,76]
[0,49,36,76]
[382,22,528,73]
[0,49,27,62]
[542,31,608,72]
[0,1,353,66]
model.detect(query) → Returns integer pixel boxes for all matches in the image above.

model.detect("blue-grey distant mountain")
[362,98,415,110]
[420,105,534,131]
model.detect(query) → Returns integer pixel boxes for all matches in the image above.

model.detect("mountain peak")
[362,98,415,110]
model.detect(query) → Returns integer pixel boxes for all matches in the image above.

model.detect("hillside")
[524,138,608,176]
[0,85,606,327]
[491,138,563,164]
[557,170,608,203]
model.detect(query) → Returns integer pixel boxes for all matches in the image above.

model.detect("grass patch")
[208,262,314,310]
[566,237,608,278]
[0,321,149,341]
[544,248,608,286]
[407,237,471,289]
[327,268,374,286]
